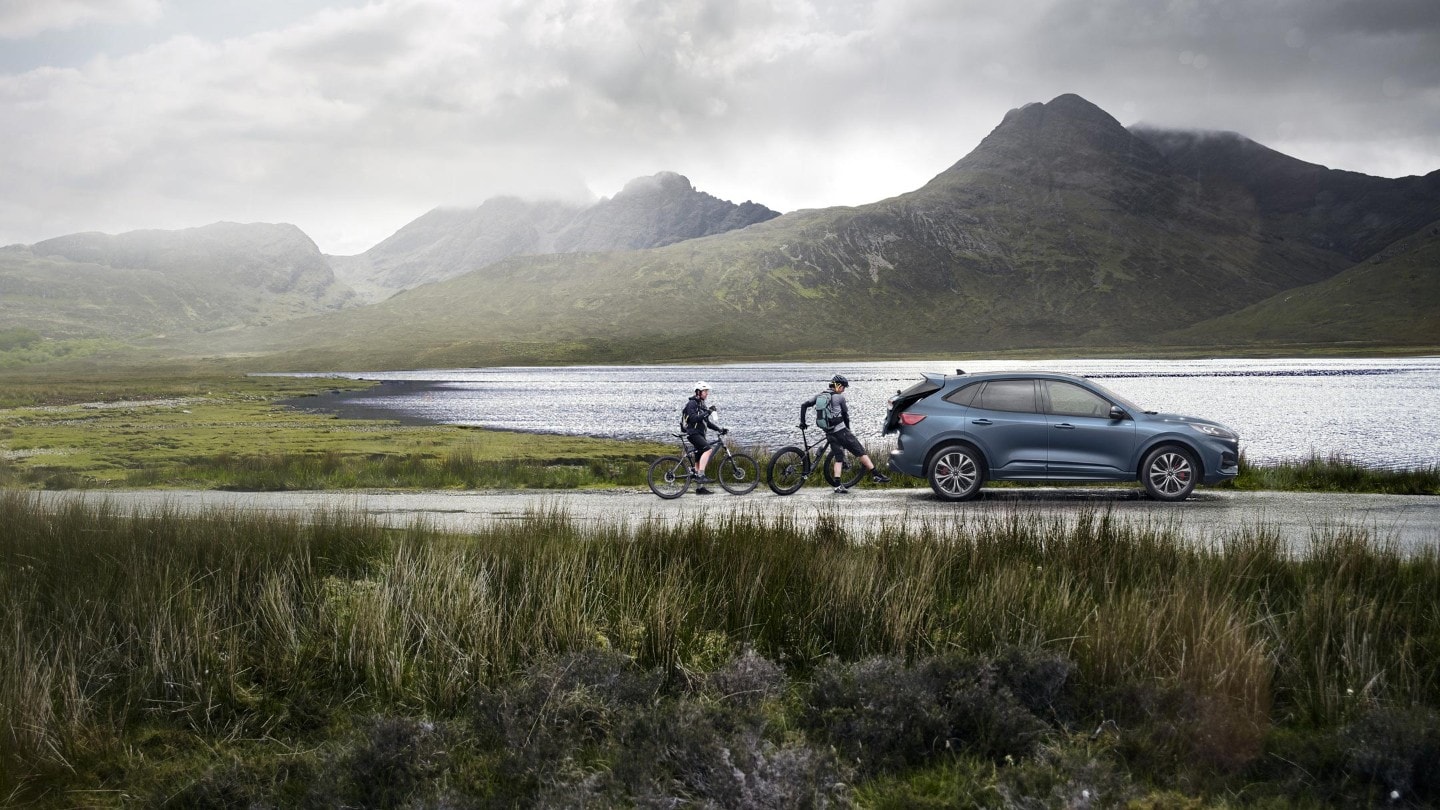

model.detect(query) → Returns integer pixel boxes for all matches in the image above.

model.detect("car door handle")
[1053,423,1076,430]
[971,418,992,425]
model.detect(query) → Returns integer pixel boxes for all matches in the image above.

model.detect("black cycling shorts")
[825,428,865,458]
[686,431,711,456]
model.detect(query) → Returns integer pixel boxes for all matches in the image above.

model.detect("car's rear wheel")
[1141,446,1198,501]
[927,445,984,501]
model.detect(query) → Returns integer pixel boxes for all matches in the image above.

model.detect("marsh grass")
[1232,453,1440,495]
[3,492,1439,803]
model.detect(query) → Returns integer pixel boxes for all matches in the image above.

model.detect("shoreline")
[277,379,451,426]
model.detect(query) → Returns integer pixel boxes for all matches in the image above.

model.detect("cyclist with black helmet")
[682,381,726,494]
[801,374,889,493]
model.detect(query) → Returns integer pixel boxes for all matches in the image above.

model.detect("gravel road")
[25,486,1440,551]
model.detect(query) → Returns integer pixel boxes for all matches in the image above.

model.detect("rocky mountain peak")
[617,171,696,198]
[946,93,1164,179]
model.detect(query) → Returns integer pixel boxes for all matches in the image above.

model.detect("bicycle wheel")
[647,455,692,499]
[718,452,760,495]
[766,446,809,495]
[823,452,868,489]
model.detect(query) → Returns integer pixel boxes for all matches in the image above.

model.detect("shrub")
[706,646,788,708]
[319,716,446,809]
[613,702,853,809]
[1342,704,1440,800]
[805,656,951,773]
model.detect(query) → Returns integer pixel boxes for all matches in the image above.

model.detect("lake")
[274,357,1440,469]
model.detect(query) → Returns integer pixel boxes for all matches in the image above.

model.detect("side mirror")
[1109,405,1128,421]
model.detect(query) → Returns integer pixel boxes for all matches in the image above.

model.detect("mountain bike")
[647,432,760,499]
[765,424,866,495]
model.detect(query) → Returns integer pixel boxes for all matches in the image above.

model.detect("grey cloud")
[0,0,160,39]
[0,0,1435,254]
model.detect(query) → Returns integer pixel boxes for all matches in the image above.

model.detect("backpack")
[813,391,832,429]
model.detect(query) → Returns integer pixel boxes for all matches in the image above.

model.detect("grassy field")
[3,494,1438,806]
[0,373,669,491]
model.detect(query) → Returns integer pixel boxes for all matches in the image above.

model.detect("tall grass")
[3,491,1439,791]
[1232,453,1440,495]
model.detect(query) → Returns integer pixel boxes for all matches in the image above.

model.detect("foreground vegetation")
[3,493,1438,806]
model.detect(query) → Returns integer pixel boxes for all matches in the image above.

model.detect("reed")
[1233,452,1440,495]
[3,491,1438,800]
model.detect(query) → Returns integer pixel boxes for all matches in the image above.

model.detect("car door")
[1042,380,1137,480]
[965,379,1048,477]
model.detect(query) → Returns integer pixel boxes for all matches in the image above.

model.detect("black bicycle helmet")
[831,374,850,387]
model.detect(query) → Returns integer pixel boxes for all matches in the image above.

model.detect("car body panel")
[884,371,1240,493]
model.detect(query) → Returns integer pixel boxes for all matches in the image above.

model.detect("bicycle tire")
[718,452,760,495]
[647,455,692,499]
[823,453,868,489]
[766,446,809,495]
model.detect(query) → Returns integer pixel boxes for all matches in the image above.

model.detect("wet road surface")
[24,486,1440,551]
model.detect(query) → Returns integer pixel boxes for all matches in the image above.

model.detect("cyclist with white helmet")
[681,381,726,494]
[801,374,889,493]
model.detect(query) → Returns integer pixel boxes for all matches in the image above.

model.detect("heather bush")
[1342,704,1440,800]
[316,716,447,809]
[804,651,1061,775]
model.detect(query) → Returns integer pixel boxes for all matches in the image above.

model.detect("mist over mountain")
[1131,126,1440,262]
[328,172,780,302]
[1,222,352,340]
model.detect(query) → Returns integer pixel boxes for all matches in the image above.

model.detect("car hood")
[1148,412,1237,434]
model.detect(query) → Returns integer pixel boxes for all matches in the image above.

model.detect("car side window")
[942,383,981,407]
[1045,381,1110,418]
[976,380,1037,413]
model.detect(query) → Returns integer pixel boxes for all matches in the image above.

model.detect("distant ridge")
[328,172,780,302]
[1,222,352,340]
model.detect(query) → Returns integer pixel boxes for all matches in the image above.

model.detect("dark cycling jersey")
[682,395,721,434]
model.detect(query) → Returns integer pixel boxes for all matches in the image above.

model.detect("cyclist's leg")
[687,432,713,480]
[824,431,846,480]
[831,429,872,488]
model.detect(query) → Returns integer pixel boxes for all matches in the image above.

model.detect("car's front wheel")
[927,445,984,501]
[1141,446,1198,501]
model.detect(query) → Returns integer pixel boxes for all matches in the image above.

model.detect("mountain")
[1131,127,1440,262]
[0,222,353,340]
[232,93,1421,369]
[327,172,780,302]
[9,95,1436,367]
[1172,217,1440,346]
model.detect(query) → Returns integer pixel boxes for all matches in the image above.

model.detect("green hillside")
[1171,220,1440,346]
[1,223,353,341]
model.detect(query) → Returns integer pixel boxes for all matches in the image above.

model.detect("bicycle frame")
[648,432,759,499]
[765,426,863,495]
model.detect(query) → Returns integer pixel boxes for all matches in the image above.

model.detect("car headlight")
[1189,423,1237,440]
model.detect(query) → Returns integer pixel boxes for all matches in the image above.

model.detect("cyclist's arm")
[799,397,816,427]
[840,398,851,429]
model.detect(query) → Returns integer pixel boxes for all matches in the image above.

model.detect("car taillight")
[899,413,926,426]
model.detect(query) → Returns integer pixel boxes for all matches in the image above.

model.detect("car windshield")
[1082,378,1149,414]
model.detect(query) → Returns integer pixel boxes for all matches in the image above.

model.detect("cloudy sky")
[2,0,1437,255]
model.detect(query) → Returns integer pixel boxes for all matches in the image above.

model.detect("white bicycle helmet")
[695,381,711,391]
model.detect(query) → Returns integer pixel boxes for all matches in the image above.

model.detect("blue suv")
[883,370,1240,501]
